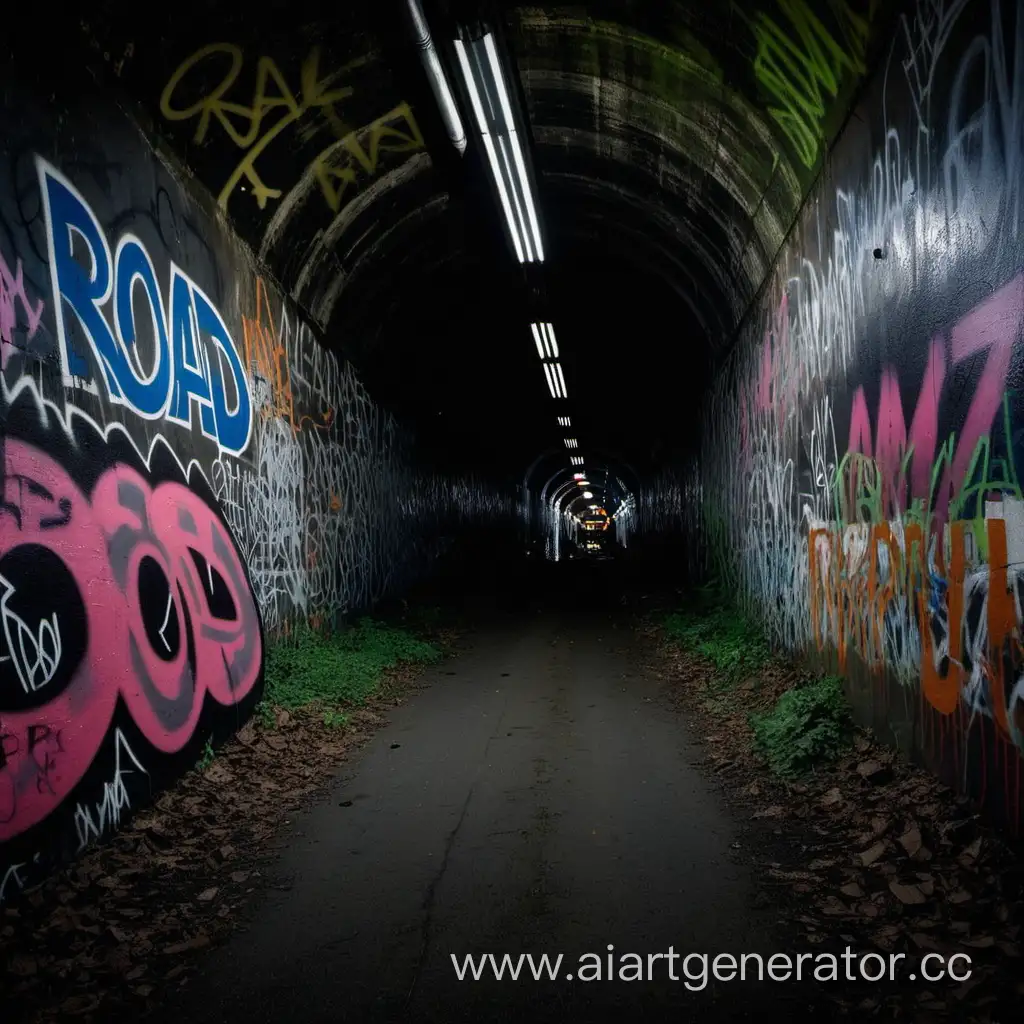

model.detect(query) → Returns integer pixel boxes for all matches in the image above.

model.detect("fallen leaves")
[889,881,928,905]
[0,636,453,1024]
[162,934,210,956]
[649,627,1023,1022]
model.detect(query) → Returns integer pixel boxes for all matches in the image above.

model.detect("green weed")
[662,604,770,686]
[197,737,216,770]
[750,675,852,777]
[264,618,441,712]
[256,700,275,731]
[322,709,350,729]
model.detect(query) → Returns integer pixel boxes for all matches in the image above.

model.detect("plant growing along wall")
[698,0,1024,833]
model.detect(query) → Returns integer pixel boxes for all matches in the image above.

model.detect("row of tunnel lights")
[404,0,591,498]
[530,320,580,467]
[451,19,584,476]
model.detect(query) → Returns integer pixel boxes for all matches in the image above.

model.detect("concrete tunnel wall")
[693,0,1024,834]
[0,44,513,901]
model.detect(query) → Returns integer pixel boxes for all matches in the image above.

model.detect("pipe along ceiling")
[77,0,894,507]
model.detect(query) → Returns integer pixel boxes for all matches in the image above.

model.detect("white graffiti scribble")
[72,730,149,852]
[0,573,62,693]
[0,860,26,904]
[691,0,1024,673]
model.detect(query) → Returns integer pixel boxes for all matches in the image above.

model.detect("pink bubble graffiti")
[0,440,262,841]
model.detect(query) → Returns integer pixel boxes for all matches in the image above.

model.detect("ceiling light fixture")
[453,33,544,264]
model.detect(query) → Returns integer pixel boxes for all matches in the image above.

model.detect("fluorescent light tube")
[483,33,544,260]
[480,134,525,262]
[543,362,558,398]
[531,323,545,358]
[454,38,526,260]
[483,34,514,132]
[543,323,558,357]
[453,39,487,133]
[510,132,544,259]
[554,362,567,397]
[496,135,534,261]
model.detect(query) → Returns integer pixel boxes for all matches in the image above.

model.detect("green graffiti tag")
[752,0,871,168]
[831,394,1023,562]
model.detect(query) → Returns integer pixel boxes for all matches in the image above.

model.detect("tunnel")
[2,0,1024,1020]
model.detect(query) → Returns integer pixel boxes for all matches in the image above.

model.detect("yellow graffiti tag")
[753,0,870,168]
[160,43,355,210]
[311,102,425,213]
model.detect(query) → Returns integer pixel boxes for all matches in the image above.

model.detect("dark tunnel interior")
[58,0,890,493]
[6,0,1024,1020]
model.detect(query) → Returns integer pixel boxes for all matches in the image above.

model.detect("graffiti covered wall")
[0,52,509,899]
[700,0,1024,831]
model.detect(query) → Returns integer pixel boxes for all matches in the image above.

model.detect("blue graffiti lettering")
[37,157,252,456]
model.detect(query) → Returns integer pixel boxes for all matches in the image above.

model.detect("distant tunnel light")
[541,323,558,357]
[559,416,571,427]
[543,362,559,398]
[564,438,578,448]
[530,322,558,358]
[452,33,544,264]
[570,456,584,466]
[544,361,566,398]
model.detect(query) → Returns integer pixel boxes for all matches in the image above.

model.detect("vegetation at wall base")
[750,674,852,777]
[659,591,852,774]
[259,618,442,726]
[661,593,770,688]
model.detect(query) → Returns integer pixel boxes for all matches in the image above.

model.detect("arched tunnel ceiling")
[77,0,893,482]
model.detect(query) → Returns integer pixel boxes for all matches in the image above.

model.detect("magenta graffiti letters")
[0,248,45,368]
[842,272,1024,527]
[0,436,262,841]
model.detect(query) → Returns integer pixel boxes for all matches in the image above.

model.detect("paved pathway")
[159,565,820,1022]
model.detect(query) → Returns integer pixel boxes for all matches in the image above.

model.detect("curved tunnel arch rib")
[511,10,810,332]
[528,447,644,503]
[539,171,735,342]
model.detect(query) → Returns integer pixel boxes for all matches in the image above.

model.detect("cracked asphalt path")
[159,564,821,1022]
